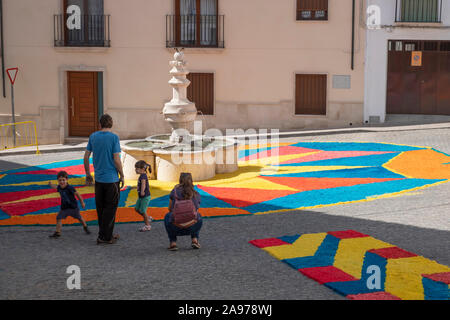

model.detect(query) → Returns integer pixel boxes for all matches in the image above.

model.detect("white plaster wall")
[364,0,450,122]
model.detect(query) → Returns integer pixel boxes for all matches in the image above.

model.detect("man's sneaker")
[49,232,61,238]
[83,226,91,234]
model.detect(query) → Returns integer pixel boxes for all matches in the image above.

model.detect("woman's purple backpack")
[172,191,198,228]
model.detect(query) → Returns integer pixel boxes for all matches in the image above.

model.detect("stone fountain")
[162,49,197,143]
[121,49,239,182]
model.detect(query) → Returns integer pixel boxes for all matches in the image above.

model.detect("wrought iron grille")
[166,15,224,48]
[54,14,111,47]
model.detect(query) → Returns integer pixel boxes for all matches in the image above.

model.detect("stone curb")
[1,123,449,156]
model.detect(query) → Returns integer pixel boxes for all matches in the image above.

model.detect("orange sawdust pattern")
[384,149,450,179]
[0,207,250,226]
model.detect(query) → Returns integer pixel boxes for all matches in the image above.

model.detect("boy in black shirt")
[48,171,90,238]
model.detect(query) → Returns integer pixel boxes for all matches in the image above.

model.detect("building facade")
[0,0,365,144]
[365,0,450,123]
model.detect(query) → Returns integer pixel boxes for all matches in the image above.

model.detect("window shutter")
[187,73,214,115]
[297,0,328,20]
[295,74,327,115]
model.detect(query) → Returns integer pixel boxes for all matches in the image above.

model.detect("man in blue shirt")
[84,114,125,244]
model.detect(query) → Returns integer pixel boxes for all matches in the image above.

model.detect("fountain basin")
[153,146,217,182]
[210,138,240,174]
[121,140,171,181]
[121,135,240,182]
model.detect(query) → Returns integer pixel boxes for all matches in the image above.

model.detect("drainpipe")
[351,0,355,70]
[0,0,5,98]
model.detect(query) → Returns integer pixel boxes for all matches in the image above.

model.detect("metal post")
[0,0,5,98]
[11,83,15,146]
[351,0,355,70]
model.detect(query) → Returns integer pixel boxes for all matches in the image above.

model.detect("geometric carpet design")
[1,141,449,226]
[249,230,450,300]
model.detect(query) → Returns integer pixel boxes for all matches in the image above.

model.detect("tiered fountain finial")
[162,48,198,143]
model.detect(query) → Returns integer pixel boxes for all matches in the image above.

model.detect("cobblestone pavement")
[0,128,449,299]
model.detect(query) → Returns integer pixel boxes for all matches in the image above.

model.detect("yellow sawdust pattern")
[263,233,327,260]
[333,237,395,279]
[386,256,450,300]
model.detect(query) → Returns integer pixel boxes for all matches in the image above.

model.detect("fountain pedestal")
[162,49,197,143]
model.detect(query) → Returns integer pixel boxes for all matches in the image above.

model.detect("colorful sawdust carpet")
[250,230,450,300]
[1,141,449,226]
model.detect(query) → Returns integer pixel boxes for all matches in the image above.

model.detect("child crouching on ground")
[134,160,153,232]
[48,171,90,238]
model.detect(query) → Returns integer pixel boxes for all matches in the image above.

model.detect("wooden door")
[68,71,98,137]
[387,40,450,115]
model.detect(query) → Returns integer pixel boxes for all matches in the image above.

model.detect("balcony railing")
[54,14,111,47]
[395,0,443,23]
[166,15,224,48]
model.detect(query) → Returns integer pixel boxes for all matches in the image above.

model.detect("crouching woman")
[164,172,203,251]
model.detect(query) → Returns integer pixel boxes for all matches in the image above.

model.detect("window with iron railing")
[167,0,224,48]
[296,0,328,21]
[54,0,110,47]
[395,0,443,23]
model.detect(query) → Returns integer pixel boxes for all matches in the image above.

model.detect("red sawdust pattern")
[13,164,94,176]
[242,146,318,161]
[197,185,297,208]
[0,188,56,204]
[368,247,418,259]
[299,266,357,284]
[0,193,95,216]
[279,150,393,165]
[347,292,401,300]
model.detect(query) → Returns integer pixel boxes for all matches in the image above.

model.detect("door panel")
[387,40,450,115]
[437,52,450,115]
[68,72,98,137]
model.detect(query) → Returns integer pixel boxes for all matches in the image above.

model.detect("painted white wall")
[364,0,450,122]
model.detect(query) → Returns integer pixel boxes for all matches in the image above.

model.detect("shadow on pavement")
[0,208,448,299]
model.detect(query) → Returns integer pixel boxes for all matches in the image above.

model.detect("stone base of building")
[1,101,363,145]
